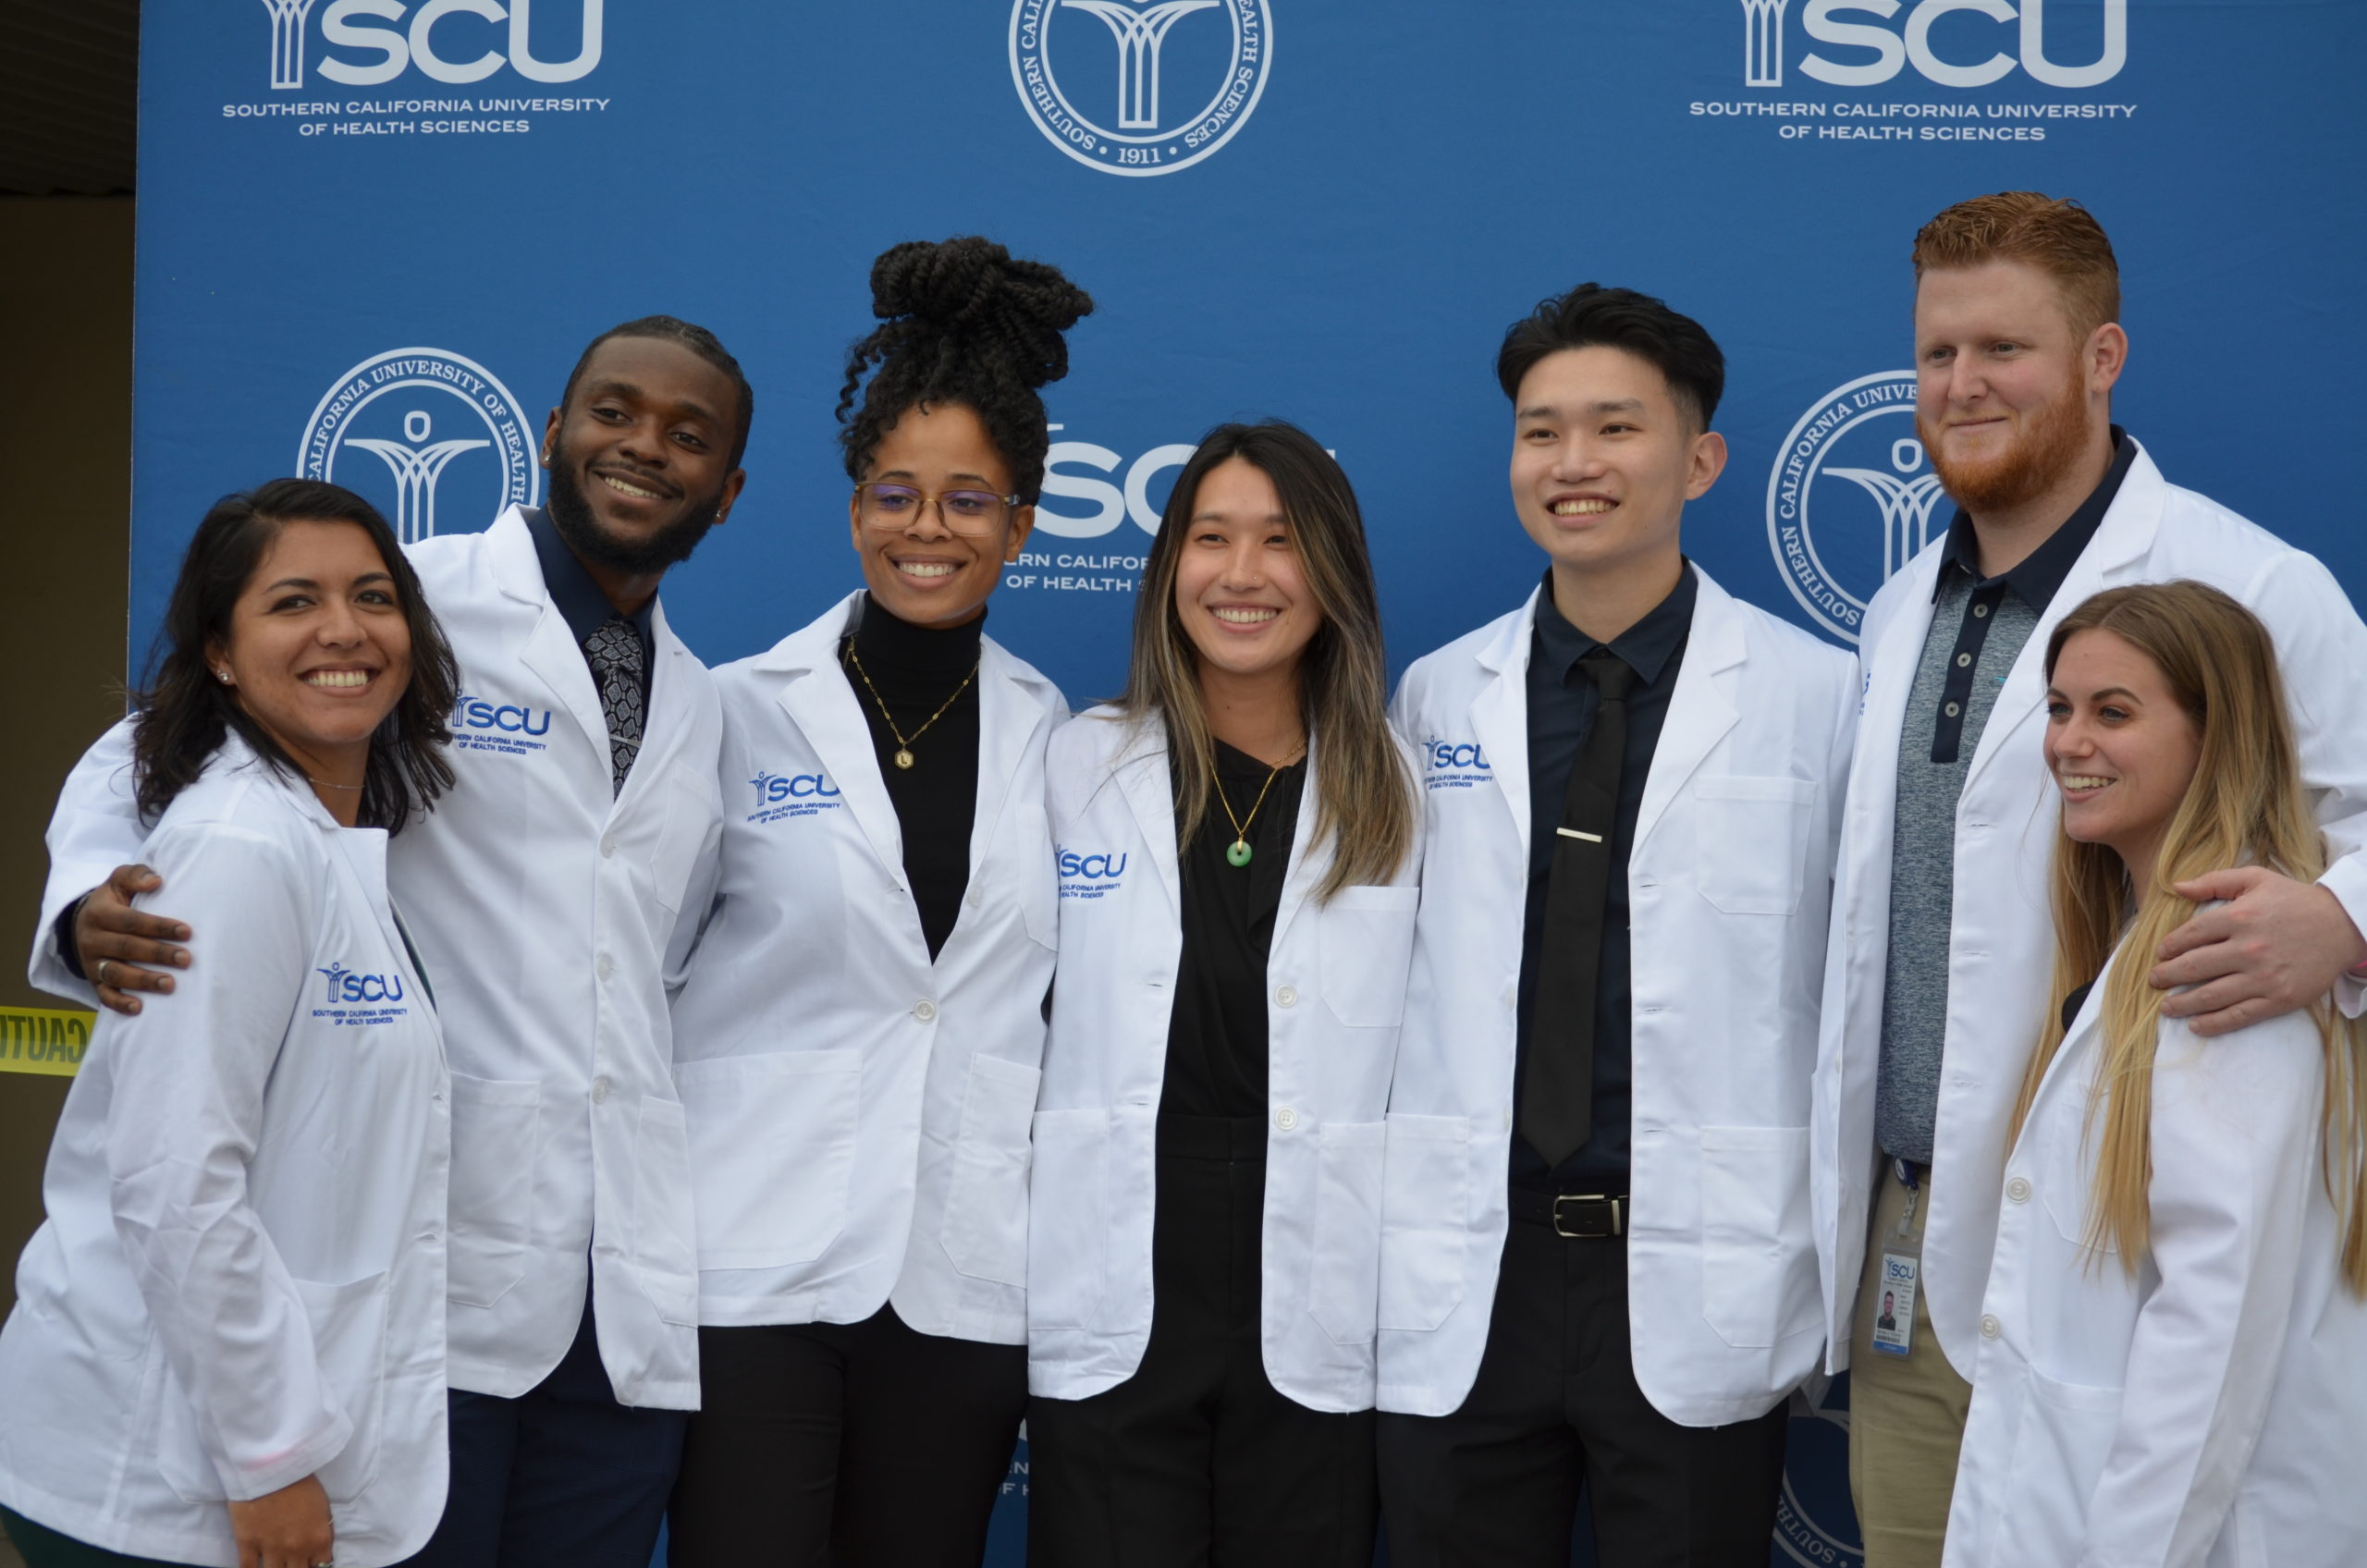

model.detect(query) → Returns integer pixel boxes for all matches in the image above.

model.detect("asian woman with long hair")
[1024,421,1419,1566]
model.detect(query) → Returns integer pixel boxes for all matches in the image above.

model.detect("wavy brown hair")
[2012,581,2367,1293]
[132,480,458,831]
[1116,421,1414,900]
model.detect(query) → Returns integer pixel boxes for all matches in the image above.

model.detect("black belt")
[1509,1186,1628,1239]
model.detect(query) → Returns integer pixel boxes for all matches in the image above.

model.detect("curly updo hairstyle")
[836,237,1094,505]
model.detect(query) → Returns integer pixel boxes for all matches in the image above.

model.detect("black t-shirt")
[840,595,983,961]
[1159,737,1306,1121]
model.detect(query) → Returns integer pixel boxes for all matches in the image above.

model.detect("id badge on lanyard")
[1870,1158,1920,1359]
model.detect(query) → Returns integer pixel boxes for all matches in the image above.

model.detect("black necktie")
[1522,652,1637,1170]
[584,616,645,796]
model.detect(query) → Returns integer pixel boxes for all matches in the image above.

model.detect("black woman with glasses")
[663,237,1091,1567]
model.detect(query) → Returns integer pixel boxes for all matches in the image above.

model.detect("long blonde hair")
[2011,580,2367,1292]
[1116,421,1415,900]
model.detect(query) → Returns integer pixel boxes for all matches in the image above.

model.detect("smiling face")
[847,400,1033,629]
[213,518,413,781]
[541,334,746,580]
[2045,627,2202,893]
[1508,346,1723,587]
[1913,260,2124,521]
[1171,457,1321,685]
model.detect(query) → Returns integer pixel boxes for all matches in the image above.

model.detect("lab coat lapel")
[1112,724,1183,919]
[1633,569,1746,856]
[969,639,1049,878]
[1962,447,2163,797]
[1269,732,1326,956]
[1469,593,1537,858]
[773,597,907,878]
[489,508,612,761]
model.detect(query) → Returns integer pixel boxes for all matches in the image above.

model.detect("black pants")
[667,1304,1026,1568]
[1027,1115,1378,1568]
[403,1291,688,1568]
[1376,1204,1789,1568]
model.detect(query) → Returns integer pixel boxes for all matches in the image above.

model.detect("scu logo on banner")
[1009,0,1273,175]
[1764,371,1943,646]
[299,348,541,544]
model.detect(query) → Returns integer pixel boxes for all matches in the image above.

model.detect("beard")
[546,444,726,576]
[1919,364,2094,518]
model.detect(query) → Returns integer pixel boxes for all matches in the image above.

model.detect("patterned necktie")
[584,616,645,796]
[1521,652,1638,1169]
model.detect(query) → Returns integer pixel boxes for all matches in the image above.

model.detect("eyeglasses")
[854,482,1022,536]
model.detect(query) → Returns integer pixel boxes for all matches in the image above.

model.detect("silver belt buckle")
[1552,1193,1623,1239]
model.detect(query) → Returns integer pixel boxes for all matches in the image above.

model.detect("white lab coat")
[29,507,724,1407]
[1378,567,1856,1424]
[1026,709,1421,1412]
[0,741,449,1566]
[1943,949,2367,1568]
[665,593,1063,1341]
[1812,444,2367,1380]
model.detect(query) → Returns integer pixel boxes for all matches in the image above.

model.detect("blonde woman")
[1024,421,1419,1565]
[1944,581,2367,1567]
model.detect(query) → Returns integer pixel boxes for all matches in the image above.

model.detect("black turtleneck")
[841,594,985,961]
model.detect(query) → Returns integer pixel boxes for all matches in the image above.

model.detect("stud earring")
[215,669,232,684]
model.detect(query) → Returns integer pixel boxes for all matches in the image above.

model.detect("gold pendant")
[895,748,914,770]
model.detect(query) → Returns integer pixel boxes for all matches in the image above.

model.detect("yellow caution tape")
[0,1006,95,1076]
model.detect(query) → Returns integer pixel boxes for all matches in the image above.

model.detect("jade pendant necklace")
[1212,747,1303,868]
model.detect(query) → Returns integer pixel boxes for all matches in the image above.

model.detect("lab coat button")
[1275,985,1297,1008]
[1275,1107,1298,1132]
[596,952,615,982]
[591,1076,611,1104]
[2005,1177,2032,1203]
[600,835,616,859]
[1980,1314,2002,1340]
[914,999,938,1023]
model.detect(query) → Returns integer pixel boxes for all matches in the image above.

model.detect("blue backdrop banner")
[133,4,2365,1562]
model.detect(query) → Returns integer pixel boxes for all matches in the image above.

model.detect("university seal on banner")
[299,348,539,543]
[1765,371,1945,645]
[1009,0,1272,176]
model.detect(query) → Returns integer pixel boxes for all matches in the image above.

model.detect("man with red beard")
[1809,192,2367,1567]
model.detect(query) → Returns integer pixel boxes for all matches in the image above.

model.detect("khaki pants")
[1846,1159,1973,1568]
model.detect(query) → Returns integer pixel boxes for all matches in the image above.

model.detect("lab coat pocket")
[651,764,712,914]
[940,1055,1043,1288]
[631,1096,699,1326]
[1698,1125,1819,1348]
[1027,1108,1110,1330]
[1319,886,1420,1028]
[1309,1121,1387,1344]
[294,1271,393,1504]
[1997,1366,2123,1559]
[1379,1113,1471,1332]
[676,1050,862,1269]
[1695,777,1817,916]
[445,1074,542,1309]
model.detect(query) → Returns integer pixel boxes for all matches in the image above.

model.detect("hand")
[2151,865,2367,1036]
[72,863,190,1016]
[227,1474,334,1568]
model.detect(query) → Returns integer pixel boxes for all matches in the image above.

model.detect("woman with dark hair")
[0,480,460,1568]
[1024,421,1420,1565]
[663,237,1091,1567]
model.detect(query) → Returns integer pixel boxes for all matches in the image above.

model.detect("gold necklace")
[1211,746,1303,868]
[842,640,979,770]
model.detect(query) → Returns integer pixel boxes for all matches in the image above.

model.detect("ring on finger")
[96,959,113,988]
